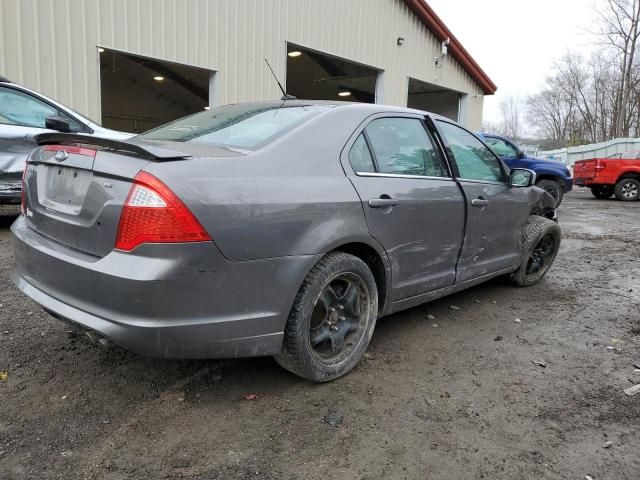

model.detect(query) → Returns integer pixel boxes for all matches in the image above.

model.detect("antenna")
[264,58,297,101]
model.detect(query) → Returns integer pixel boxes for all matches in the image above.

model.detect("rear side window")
[437,121,506,183]
[138,103,332,149]
[364,118,448,177]
[348,134,376,173]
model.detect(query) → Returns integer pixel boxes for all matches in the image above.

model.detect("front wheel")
[590,185,614,199]
[511,215,561,287]
[275,252,378,382]
[535,179,564,207]
[614,178,640,201]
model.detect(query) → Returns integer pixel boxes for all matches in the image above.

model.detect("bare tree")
[497,95,522,140]
[526,48,639,147]
[595,0,640,137]
[527,85,575,147]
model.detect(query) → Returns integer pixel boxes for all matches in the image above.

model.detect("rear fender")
[616,168,640,182]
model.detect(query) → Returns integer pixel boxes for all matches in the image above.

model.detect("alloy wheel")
[526,234,557,276]
[309,273,370,362]
[621,181,639,199]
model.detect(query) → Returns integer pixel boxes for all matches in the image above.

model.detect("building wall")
[0,0,486,128]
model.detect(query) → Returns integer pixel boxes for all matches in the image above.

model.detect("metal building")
[0,0,496,133]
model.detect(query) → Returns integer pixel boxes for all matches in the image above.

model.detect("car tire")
[511,215,561,287]
[535,179,564,207]
[275,252,378,382]
[590,185,614,199]
[614,178,640,201]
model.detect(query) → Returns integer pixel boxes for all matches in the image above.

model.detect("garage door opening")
[407,78,460,121]
[99,48,213,133]
[286,44,378,103]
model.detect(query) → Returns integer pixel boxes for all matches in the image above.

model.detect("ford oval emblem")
[54,150,69,162]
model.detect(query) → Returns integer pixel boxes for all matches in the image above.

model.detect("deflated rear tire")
[511,215,561,287]
[275,252,378,382]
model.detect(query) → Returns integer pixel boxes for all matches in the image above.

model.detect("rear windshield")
[137,103,332,149]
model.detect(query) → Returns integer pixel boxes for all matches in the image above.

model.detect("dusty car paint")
[11,101,557,359]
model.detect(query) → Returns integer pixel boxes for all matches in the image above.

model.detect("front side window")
[0,87,58,128]
[484,136,519,158]
[364,117,448,177]
[139,103,332,149]
[437,121,506,183]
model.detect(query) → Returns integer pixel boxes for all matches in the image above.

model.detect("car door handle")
[368,197,399,208]
[471,198,489,207]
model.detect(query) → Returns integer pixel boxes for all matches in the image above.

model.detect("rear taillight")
[20,165,27,216]
[115,171,211,252]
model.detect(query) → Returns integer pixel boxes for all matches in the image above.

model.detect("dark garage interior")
[285,44,378,103]
[99,49,213,133]
[407,77,460,121]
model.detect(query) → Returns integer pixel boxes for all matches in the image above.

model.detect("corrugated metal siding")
[0,0,486,128]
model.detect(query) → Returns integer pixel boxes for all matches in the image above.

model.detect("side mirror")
[510,168,536,187]
[45,115,72,133]
[518,151,526,159]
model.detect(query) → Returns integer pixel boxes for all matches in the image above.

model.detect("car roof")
[224,99,454,122]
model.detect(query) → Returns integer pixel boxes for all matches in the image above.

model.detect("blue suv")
[477,133,572,207]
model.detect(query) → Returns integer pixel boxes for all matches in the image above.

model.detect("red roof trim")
[402,0,497,95]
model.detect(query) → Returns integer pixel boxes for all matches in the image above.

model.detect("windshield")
[138,103,332,149]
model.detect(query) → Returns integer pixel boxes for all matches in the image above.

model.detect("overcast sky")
[426,0,598,124]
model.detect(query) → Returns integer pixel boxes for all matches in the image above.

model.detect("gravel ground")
[1,189,639,480]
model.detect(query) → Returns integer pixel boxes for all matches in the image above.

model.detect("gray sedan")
[12,101,560,381]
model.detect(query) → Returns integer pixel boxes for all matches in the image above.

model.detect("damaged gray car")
[0,76,130,204]
[11,101,560,382]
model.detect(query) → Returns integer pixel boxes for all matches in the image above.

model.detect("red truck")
[573,151,640,201]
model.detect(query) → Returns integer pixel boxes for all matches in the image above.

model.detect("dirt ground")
[0,189,639,480]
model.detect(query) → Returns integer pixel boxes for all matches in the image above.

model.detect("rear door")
[433,119,531,283]
[343,114,465,301]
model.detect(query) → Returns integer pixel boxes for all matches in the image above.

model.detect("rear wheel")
[590,185,614,199]
[511,215,561,287]
[614,178,640,201]
[536,179,564,207]
[275,252,378,382]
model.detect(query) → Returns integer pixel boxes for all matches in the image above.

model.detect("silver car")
[0,76,131,204]
[11,101,560,381]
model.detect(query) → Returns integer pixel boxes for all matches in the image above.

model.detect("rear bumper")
[11,216,320,359]
[574,177,594,187]
[0,188,21,204]
[574,174,616,187]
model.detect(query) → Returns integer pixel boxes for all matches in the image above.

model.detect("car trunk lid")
[22,134,193,258]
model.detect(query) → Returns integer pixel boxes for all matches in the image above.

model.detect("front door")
[343,115,466,301]
[434,120,531,283]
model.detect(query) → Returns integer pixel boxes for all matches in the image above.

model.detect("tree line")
[490,0,640,149]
